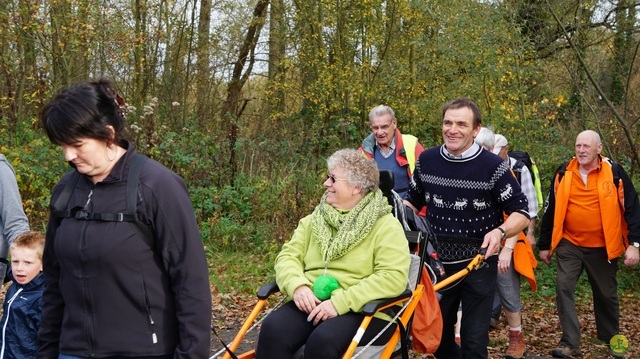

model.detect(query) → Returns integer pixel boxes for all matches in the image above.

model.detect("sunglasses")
[326,174,348,184]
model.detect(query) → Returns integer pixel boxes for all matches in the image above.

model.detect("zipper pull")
[83,190,94,210]
[7,288,24,305]
[148,313,157,343]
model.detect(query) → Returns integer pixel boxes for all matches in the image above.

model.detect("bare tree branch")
[545,0,640,167]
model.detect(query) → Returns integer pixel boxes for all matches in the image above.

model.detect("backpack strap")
[605,158,622,187]
[556,161,569,182]
[52,154,154,251]
[511,159,525,184]
[127,154,154,250]
[52,170,81,218]
[512,159,525,170]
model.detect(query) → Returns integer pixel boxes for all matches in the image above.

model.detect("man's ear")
[472,125,481,138]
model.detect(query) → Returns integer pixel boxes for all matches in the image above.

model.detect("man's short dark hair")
[442,98,482,128]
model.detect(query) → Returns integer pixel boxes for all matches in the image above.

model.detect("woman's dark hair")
[40,78,129,146]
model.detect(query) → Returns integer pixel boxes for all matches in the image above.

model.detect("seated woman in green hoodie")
[256,148,410,359]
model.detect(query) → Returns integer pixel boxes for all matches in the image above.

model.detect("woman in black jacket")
[37,78,211,359]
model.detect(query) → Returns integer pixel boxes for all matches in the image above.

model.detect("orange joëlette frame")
[221,253,485,359]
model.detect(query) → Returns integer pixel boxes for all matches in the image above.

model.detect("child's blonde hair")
[10,231,45,261]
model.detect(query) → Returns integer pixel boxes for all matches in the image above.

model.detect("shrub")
[3,136,67,229]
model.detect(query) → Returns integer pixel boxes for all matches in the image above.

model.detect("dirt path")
[211,294,640,358]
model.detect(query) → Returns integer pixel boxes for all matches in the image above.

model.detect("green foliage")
[1,123,66,229]
[207,251,275,295]
[617,263,640,295]
[196,169,323,253]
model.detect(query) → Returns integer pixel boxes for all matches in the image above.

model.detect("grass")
[208,249,276,295]
[521,248,640,304]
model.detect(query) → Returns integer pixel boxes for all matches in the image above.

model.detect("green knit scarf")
[311,189,391,263]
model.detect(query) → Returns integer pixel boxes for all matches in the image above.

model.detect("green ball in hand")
[313,275,339,300]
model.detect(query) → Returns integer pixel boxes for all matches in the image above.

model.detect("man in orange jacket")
[538,130,640,358]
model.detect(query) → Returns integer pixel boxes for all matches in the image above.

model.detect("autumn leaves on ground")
[211,285,640,359]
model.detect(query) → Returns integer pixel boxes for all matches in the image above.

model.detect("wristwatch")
[496,227,506,240]
[633,242,640,248]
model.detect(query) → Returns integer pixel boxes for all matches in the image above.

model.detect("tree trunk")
[75,0,90,81]
[267,0,285,114]
[294,0,324,112]
[196,0,212,123]
[221,0,269,186]
[610,0,634,104]
[133,0,148,108]
[49,0,72,89]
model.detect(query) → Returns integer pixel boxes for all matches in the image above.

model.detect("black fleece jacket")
[38,143,211,358]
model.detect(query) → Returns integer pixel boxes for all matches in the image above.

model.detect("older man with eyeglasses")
[358,105,424,199]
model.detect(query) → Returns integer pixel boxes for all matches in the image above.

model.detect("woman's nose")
[62,145,76,161]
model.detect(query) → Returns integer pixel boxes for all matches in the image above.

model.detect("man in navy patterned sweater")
[405,98,530,359]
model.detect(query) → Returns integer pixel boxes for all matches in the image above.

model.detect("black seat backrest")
[379,170,394,206]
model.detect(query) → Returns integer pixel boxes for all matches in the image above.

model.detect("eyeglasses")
[326,174,348,184]
[370,123,393,131]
